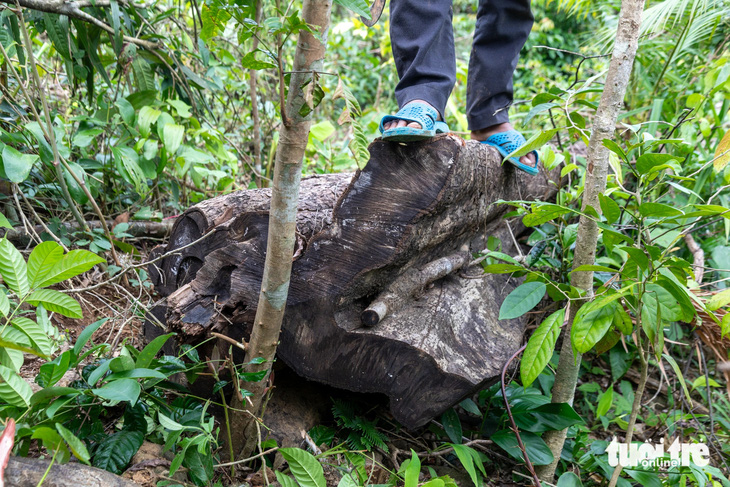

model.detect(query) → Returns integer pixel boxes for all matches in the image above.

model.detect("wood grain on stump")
[148,135,558,428]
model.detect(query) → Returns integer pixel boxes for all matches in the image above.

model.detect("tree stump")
[148,135,558,428]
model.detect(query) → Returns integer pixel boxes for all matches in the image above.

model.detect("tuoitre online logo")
[606,437,710,468]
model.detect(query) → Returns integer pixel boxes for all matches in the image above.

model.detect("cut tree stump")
[148,135,558,428]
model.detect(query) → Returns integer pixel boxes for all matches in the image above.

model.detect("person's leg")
[466,0,536,167]
[383,0,456,131]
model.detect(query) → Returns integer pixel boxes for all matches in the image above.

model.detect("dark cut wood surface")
[149,135,558,428]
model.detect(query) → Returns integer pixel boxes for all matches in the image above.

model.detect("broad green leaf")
[0,338,41,360]
[707,288,730,311]
[521,308,564,387]
[523,203,573,227]
[162,123,184,154]
[596,386,614,416]
[499,282,546,320]
[481,264,524,274]
[636,153,680,175]
[72,128,104,148]
[73,318,108,357]
[12,317,52,356]
[557,471,584,487]
[56,423,90,464]
[92,378,141,404]
[0,328,27,371]
[714,130,730,172]
[333,0,370,17]
[0,212,12,230]
[112,146,146,195]
[0,288,9,317]
[638,202,684,218]
[0,364,32,407]
[279,447,326,487]
[27,241,64,288]
[30,386,79,405]
[0,238,29,296]
[450,444,481,487]
[598,193,621,224]
[502,128,559,161]
[722,314,730,338]
[2,145,38,183]
[92,429,144,474]
[276,472,299,487]
[491,429,554,465]
[200,2,232,41]
[26,289,82,318]
[36,249,105,288]
[136,332,174,369]
[440,409,462,444]
[572,298,618,353]
[241,51,277,70]
[110,354,136,373]
[37,351,71,387]
[404,450,421,487]
[105,368,167,381]
[87,359,111,386]
[158,412,185,431]
[692,376,721,389]
[613,306,633,335]
[138,106,160,137]
[527,403,584,431]
[571,265,618,274]
[641,284,681,336]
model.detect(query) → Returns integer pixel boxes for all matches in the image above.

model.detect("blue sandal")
[379,103,450,142]
[481,130,540,175]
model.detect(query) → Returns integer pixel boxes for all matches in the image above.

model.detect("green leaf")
[26,289,82,318]
[440,409,462,444]
[73,318,108,357]
[572,298,618,353]
[499,282,546,320]
[596,386,614,416]
[137,106,160,138]
[635,153,680,175]
[481,264,524,274]
[333,0,370,17]
[692,376,721,389]
[707,288,730,311]
[598,193,621,224]
[527,403,584,431]
[132,58,155,92]
[92,429,144,474]
[92,378,141,404]
[523,203,573,227]
[714,130,730,172]
[201,2,232,41]
[621,246,649,271]
[0,238,29,296]
[72,128,104,148]
[521,308,563,387]
[30,386,79,405]
[0,288,9,317]
[0,364,32,407]
[135,332,175,370]
[106,368,167,381]
[12,317,52,356]
[56,423,90,464]
[557,471,583,487]
[663,353,693,408]
[1,145,38,183]
[241,51,277,70]
[638,202,684,218]
[27,242,64,288]
[36,249,105,288]
[404,450,421,487]
[502,128,559,162]
[570,265,618,274]
[491,430,554,465]
[276,472,299,487]
[162,123,184,155]
[279,448,326,487]
[450,444,481,487]
[158,412,186,431]
[0,212,12,230]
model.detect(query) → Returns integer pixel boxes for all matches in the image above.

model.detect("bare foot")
[471,122,536,168]
[382,100,439,131]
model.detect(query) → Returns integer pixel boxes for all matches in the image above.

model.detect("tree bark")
[148,136,560,433]
[536,0,645,480]
[227,0,333,459]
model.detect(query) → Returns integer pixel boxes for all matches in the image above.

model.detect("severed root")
[361,250,471,327]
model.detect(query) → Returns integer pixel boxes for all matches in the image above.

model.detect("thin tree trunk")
[229,0,333,460]
[249,0,264,187]
[536,0,645,480]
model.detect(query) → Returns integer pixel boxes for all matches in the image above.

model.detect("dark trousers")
[389,0,534,131]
